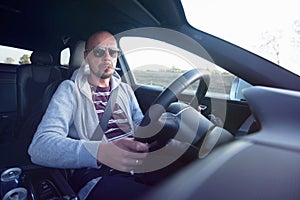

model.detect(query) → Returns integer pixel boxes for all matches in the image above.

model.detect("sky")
[181,0,300,75]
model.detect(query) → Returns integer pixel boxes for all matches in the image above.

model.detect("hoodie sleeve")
[28,80,100,168]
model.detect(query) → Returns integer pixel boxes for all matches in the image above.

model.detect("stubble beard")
[100,70,113,79]
[90,65,114,80]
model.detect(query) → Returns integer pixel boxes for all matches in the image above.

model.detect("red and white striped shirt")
[91,85,132,142]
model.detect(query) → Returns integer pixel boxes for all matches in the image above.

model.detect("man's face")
[84,33,119,79]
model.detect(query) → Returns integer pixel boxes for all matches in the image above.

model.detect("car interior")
[1,0,300,199]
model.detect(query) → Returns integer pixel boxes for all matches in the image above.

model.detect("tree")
[294,20,300,35]
[19,54,31,64]
[259,31,281,65]
[292,20,300,48]
[4,57,15,64]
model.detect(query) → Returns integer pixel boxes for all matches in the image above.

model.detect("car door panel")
[133,85,163,114]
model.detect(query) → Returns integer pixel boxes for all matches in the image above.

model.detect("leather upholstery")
[17,51,62,124]
[30,51,53,65]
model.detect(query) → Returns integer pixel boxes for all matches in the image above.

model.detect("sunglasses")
[86,46,120,58]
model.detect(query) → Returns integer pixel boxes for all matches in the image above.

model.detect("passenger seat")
[16,51,63,136]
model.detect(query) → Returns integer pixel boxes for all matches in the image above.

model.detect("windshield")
[181,0,300,76]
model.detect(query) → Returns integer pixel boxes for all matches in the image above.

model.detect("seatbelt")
[90,87,119,141]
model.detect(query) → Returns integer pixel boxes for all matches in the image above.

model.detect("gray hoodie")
[28,64,144,169]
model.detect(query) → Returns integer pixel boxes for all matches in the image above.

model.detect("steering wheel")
[134,68,210,145]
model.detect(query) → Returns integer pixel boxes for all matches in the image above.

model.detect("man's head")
[84,31,119,80]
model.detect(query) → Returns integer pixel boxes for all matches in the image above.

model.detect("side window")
[60,47,70,66]
[125,51,194,88]
[119,37,251,101]
[0,45,32,65]
[120,37,194,87]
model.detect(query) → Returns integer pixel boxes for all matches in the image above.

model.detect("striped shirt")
[90,85,132,141]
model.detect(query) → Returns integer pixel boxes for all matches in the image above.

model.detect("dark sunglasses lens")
[93,48,105,57]
[92,47,119,58]
[108,49,119,58]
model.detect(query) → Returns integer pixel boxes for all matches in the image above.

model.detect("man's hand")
[97,137,149,172]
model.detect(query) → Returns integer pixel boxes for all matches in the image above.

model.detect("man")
[28,31,150,199]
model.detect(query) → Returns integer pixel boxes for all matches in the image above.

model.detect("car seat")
[16,51,63,137]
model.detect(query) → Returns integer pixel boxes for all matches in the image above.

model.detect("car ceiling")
[0,0,186,52]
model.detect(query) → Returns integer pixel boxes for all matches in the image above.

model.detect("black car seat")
[16,51,63,138]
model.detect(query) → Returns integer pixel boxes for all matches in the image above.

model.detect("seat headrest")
[70,40,86,69]
[30,51,53,65]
